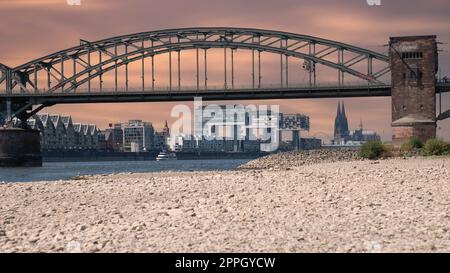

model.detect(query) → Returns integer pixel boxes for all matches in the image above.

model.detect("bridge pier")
[390,35,438,146]
[0,128,42,167]
[0,99,42,167]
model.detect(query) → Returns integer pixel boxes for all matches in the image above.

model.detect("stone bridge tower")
[390,35,438,146]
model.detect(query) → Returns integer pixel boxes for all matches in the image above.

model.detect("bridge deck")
[0,85,392,104]
[437,82,450,93]
[1,83,449,105]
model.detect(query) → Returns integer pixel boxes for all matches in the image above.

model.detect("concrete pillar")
[0,128,42,167]
[389,35,438,146]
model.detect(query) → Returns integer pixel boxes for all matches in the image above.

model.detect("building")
[73,123,83,149]
[279,113,310,150]
[61,115,76,149]
[97,120,165,152]
[89,125,99,148]
[122,120,154,152]
[332,102,381,145]
[177,104,313,152]
[351,120,382,143]
[333,101,350,144]
[171,115,313,153]
[193,104,257,152]
[174,135,261,153]
[81,124,92,149]
[99,123,124,151]
[154,121,170,151]
[110,123,124,149]
[279,113,310,131]
[97,130,117,152]
[49,115,67,149]
[48,114,79,149]
[36,114,57,150]
[195,104,246,141]
[97,123,124,152]
[27,117,46,149]
[194,104,284,152]
[23,114,101,151]
[167,135,184,152]
[71,123,97,150]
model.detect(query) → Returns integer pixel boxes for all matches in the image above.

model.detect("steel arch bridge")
[1,27,392,92]
[1,27,449,124]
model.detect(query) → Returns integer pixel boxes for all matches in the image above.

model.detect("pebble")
[1,154,449,253]
[240,149,361,170]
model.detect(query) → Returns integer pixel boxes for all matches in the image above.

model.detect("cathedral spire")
[336,101,341,117]
[163,120,170,136]
[334,101,343,141]
[333,101,350,144]
[340,101,349,135]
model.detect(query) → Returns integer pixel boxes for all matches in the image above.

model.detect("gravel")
[1,157,450,253]
[240,148,362,170]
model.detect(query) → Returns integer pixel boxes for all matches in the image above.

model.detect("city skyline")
[38,101,382,143]
[1,0,449,140]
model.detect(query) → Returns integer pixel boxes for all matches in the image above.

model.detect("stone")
[0,128,42,167]
[390,36,438,146]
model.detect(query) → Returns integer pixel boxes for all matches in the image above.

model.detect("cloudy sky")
[1,0,449,141]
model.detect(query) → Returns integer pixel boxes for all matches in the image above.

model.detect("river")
[0,159,251,183]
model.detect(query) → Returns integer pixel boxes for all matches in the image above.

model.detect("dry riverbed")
[1,156,450,252]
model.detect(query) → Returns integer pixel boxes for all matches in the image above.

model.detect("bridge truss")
[2,27,449,126]
[2,27,392,95]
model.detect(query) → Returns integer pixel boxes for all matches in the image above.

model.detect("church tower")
[162,120,170,136]
[341,102,349,139]
[333,101,350,144]
[334,101,342,141]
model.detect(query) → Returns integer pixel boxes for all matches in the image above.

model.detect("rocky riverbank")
[1,156,450,253]
[240,148,362,170]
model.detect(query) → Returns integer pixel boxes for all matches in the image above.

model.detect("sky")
[1,0,450,141]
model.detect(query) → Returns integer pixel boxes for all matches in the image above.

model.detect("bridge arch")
[0,64,8,86]
[8,27,391,94]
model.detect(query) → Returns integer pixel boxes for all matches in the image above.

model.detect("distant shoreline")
[42,151,267,163]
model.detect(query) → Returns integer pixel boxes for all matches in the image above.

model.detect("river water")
[0,159,251,183]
